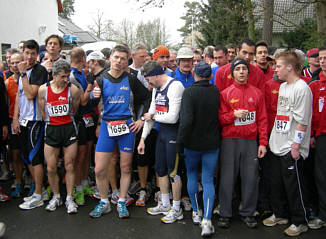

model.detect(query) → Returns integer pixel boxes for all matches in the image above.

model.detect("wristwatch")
[140,116,145,121]
[21,72,27,77]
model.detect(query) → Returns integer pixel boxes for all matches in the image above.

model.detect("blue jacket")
[167,67,194,88]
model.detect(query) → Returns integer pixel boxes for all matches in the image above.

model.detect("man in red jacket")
[308,46,326,229]
[215,39,265,92]
[217,58,268,229]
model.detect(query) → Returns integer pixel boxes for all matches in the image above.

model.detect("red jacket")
[219,81,268,146]
[309,71,326,137]
[265,78,282,134]
[215,63,266,92]
[262,66,274,82]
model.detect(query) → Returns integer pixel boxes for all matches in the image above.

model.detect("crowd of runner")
[0,34,325,237]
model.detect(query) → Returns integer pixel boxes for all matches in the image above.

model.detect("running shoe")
[241,216,258,228]
[117,201,129,218]
[74,190,85,206]
[92,187,101,200]
[66,200,78,214]
[24,176,32,190]
[11,184,23,198]
[213,204,220,215]
[126,194,134,206]
[19,196,44,210]
[45,186,52,199]
[0,189,9,202]
[181,196,192,211]
[147,203,171,216]
[45,197,63,212]
[201,219,215,237]
[128,180,140,195]
[308,218,326,229]
[192,209,202,225]
[84,185,95,197]
[0,222,5,237]
[89,201,111,218]
[136,190,147,207]
[161,208,183,224]
[11,179,18,189]
[217,217,231,228]
[263,214,289,227]
[0,171,10,181]
[27,183,35,197]
[111,191,120,204]
[284,224,308,237]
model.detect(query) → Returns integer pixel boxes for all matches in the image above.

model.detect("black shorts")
[8,119,20,150]
[18,121,44,166]
[77,118,96,145]
[134,129,158,167]
[45,122,78,148]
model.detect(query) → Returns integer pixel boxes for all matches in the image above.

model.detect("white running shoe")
[201,219,215,237]
[147,202,171,216]
[161,208,183,224]
[24,190,49,202]
[65,200,78,214]
[45,197,63,212]
[19,196,44,210]
[192,209,202,225]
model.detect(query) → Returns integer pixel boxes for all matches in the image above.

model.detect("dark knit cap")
[231,58,249,77]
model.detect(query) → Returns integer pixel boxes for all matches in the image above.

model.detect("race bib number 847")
[274,115,291,133]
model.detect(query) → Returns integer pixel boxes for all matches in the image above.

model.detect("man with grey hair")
[168,49,177,71]
[130,43,148,88]
[4,48,19,80]
[38,59,81,214]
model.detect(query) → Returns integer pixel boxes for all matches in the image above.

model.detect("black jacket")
[177,80,221,151]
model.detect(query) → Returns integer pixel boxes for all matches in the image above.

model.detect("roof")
[254,0,314,33]
[58,16,100,44]
[57,0,63,13]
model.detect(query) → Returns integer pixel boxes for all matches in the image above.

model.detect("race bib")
[107,120,130,137]
[274,115,291,133]
[234,111,256,126]
[83,115,94,128]
[319,97,324,113]
[155,106,168,116]
[19,118,28,127]
[47,103,69,117]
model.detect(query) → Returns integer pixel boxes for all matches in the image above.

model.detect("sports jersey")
[6,75,18,118]
[142,78,184,139]
[265,77,282,134]
[303,67,313,79]
[70,67,93,117]
[219,81,268,146]
[309,71,326,137]
[167,67,194,88]
[44,83,73,126]
[215,63,265,92]
[269,79,312,159]
[18,63,48,122]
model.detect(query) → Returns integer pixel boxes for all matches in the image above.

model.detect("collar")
[193,80,210,86]
[233,80,249,89]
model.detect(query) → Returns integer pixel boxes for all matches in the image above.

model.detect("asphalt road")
[1,182,325,239]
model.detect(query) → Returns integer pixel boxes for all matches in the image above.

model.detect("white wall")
[0,0,59,53]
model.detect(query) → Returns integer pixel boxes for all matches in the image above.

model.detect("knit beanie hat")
[152,45,170,61]
[231,58,249,77]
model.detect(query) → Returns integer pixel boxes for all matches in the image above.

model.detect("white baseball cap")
[86,51,105,62]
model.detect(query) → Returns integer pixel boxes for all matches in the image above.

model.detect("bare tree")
[88,10,116,40]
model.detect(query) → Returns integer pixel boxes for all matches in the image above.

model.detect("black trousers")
[270,152,308,225]
[315,134,326,221]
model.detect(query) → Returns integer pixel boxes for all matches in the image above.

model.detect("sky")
[71,0,188,44]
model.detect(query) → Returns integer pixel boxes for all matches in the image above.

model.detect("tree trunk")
[315,0,326,45]
[247,0,256,41]
[262,0,274,45]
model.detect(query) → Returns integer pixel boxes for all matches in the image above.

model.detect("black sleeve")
[0,76,9,126]
[177,88,193,144]
[129,74,150,116]
[30,64,48,85]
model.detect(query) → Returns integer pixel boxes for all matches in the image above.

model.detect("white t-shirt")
[269,79,312,159]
